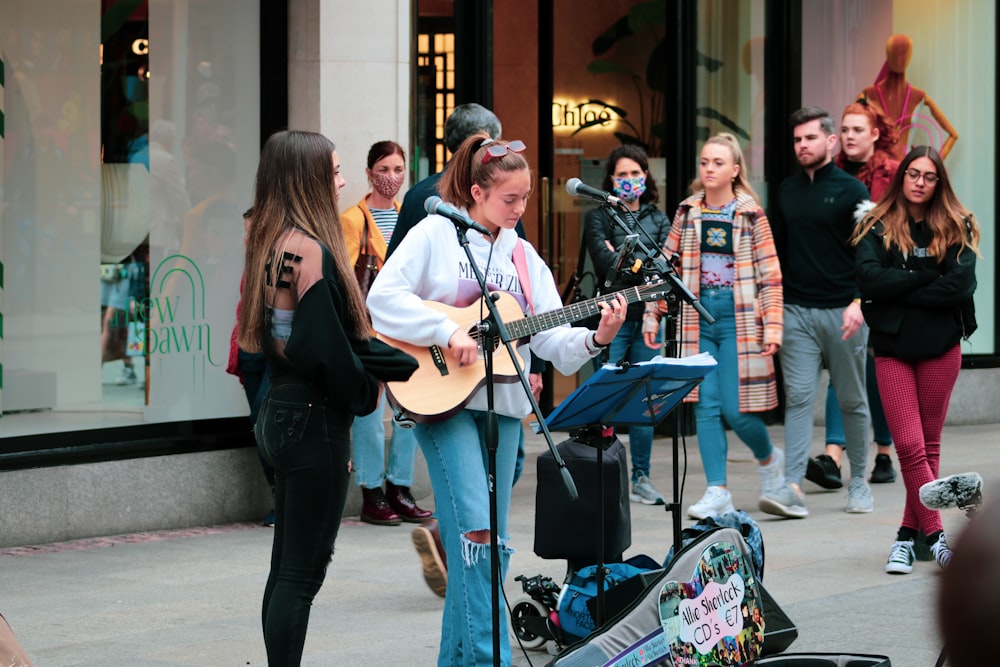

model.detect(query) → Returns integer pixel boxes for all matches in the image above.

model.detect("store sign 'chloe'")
[132,39,149,55]
[551,101,614,131]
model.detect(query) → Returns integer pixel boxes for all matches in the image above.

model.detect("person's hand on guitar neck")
[592,293,629,347]
[445,293,628,367]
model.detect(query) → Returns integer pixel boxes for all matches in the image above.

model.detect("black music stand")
[543,354,716,628]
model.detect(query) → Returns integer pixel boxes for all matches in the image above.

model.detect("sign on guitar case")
[604,540,765,667]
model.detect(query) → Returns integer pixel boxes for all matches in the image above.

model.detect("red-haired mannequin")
[861,34,958,160]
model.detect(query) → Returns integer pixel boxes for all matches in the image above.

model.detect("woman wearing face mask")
[341,141,433,526]
[583,144,671,506]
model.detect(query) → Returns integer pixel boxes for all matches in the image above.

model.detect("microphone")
[604,234,640,288]
[565,178,621,206]
[424,196,493,237]
[919,472,983,510]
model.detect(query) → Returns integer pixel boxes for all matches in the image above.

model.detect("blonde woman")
[644,133,784,519]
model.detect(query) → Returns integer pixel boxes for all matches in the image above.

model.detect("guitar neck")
[506,285,645,339]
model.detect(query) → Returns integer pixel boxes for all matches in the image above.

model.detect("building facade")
[1,0,996,547]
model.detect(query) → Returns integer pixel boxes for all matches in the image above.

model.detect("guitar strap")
[511,239,535,315]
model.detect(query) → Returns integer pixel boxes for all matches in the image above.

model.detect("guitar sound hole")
[468,328,501,358]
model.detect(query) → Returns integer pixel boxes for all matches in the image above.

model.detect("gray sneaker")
[630,475,665,505]
[758,448,785,497]
[758,481,808,518]
[846,477,874,513]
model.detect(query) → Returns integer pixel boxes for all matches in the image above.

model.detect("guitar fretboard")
[505,283,664,340]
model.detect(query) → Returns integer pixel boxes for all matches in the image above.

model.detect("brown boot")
[360,486,402,526]
[412,517,447,597]
[385,481,433,523]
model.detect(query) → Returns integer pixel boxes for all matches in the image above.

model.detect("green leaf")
[696,50,724,73]
[570,116,618,136]
[584,99,628,118]
[695,107,750,140]
[592,16,634,56]
[645,39,669,93]
[628,1,667,32]
[587,59,633,76]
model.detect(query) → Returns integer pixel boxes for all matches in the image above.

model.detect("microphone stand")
[449,223,578,667]
[597,201,715,552]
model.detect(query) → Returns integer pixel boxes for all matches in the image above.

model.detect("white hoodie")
[366,214,596,418]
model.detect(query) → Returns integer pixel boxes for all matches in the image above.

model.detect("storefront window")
[697,0,766,203]
[801,0,995,355]
[0,0,260,437]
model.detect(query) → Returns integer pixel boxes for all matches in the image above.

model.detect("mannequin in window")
[861,34,958,160]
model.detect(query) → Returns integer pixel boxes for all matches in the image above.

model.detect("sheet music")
[601,352,717,370]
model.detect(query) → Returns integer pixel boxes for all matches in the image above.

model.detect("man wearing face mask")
[583,144,672,506]
[341,141,434,527]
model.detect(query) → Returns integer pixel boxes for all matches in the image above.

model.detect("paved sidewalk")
[1,422,997,666]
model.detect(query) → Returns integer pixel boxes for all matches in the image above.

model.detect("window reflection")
[0,0,259,436]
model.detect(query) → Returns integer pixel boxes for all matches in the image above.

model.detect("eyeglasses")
[482,139,527,164]
[904,168,939,185]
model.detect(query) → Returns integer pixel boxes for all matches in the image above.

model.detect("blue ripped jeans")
[414,409,520,667]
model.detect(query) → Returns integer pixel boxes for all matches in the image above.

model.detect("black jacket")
[583,202,670,321]
[855,218,977,359]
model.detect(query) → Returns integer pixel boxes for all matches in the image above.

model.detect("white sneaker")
[687,486,735,520]
[758,448,785,497]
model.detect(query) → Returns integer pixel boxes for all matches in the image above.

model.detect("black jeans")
[254,380,352,666]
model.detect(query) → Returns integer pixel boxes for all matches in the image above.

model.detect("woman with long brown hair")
[239,130,415,665]
[854,145,979,575]
[367,133,626,666]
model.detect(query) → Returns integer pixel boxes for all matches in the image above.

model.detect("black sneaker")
[805,454,843,489]
[870,453,896,483]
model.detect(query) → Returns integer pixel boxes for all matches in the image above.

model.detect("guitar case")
[547,526,766,667]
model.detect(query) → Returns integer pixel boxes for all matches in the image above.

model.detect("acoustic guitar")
[377,282,671,423]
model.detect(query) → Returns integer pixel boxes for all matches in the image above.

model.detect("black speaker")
[760,582,799,656]
[534,435,631,564]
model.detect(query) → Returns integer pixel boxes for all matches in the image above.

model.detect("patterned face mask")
[371,171,405,200]
[612,175,646,202]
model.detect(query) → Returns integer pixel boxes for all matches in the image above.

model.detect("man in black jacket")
[763,106,873,518]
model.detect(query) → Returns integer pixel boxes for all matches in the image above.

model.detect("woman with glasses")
[366,133,626,667]
[583,144,671,506]
[854,145,980,575]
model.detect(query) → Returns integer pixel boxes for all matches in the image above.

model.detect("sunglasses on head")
[482,139,527,164]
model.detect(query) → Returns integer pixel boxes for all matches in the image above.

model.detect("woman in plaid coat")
[643,133,784,520]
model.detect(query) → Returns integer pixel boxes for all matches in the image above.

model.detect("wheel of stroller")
[509,596,549,650]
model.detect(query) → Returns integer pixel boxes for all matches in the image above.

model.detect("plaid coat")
[652,191,783,411]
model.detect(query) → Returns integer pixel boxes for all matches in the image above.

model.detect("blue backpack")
[557,554,660,642]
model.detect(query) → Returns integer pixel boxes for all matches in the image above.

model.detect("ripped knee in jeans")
[459,529,514,568]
